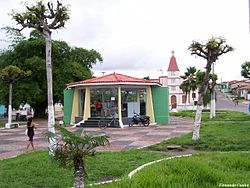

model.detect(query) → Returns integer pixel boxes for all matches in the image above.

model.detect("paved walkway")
[0,116,193,160]
[216,89,249,113]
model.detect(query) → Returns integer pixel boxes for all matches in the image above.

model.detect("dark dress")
[27,126,34,141]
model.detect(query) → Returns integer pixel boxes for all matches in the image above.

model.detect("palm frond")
[44,125,110,170]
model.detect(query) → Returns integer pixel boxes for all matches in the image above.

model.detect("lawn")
[0,150,166,188]
[170,110,250,122]
[0,119,26,128]
[1,110,250,187]
[0,120,4,128]
[95,152,250,188]
[149,110,250,151]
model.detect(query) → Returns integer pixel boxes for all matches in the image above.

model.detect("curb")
[88,154,193,186]
[128,154,192,178]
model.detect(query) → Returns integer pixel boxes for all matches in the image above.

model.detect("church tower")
[167,50,180,76]
[159,51,187,110]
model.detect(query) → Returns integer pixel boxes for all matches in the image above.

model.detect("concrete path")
[0,116,193,160]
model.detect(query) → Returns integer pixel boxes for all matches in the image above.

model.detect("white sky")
[0,0,250,82]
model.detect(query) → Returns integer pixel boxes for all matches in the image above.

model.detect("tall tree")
[180,66,198,106]
[0,34,102,117]
[188,37,233,141]
[47,125,109,188]
[11,0,70,151]
[0,65,30,128]
[180,80,190,106]
[241,61,250,79]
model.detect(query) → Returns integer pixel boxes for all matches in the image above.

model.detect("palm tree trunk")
[74,159,85,188]
[6,83,13,128]
[43,30,56,153]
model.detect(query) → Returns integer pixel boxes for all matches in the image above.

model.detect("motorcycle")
[129,112,150,127]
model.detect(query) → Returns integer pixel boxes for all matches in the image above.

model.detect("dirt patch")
[145,145,200,157]
[97,175,118,182]
[166,145,200,157]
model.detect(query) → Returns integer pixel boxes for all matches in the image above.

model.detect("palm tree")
[180,66,198,107]
[12,1,70,152]
[0,65,31,128]
[47,125,109,188]
[180,80,191,106]
[186,67,198,104]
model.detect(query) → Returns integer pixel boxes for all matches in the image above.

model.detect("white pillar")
[118,86,124,128]
[5,105,12,128]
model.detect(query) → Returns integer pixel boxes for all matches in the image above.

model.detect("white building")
[158,51,198,111]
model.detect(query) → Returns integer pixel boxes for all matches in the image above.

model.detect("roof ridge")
[66,72,160,86]
[113,72,121,82]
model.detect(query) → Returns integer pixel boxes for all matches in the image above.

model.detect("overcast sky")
[1,0,250,82]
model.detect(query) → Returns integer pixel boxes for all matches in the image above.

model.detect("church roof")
[66,72,161,88]
[167,51,179,71]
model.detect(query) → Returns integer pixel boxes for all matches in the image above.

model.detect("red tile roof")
[167,53,179,71]
[238,85,250,90]
[66,72,160,86]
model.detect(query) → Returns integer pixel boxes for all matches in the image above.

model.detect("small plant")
[46,125,109,188]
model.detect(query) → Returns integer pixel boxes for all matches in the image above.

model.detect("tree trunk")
[210,89,216,119]
[74,159,85,188]
[43,30,56,154]
[212,89,216,117]
[185,92,188,109]
[192,61,212,141]
[192,104,203,140]
[192,91,195,109]
[6,83,13,128]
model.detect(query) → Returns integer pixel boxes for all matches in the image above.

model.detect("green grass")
[0,120,27,128]
[149,110,250,151]
[0,151,73,188]
[95,152,250,188]
[0,150,166,188]
[1,110,250,187]
[170,110,250,122]
[0,120,4,128]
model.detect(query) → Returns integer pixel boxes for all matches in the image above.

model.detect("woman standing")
[26,117,37,151]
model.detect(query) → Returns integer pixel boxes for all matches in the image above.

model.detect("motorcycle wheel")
[129,121,134,127]
[144,120,150,127]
